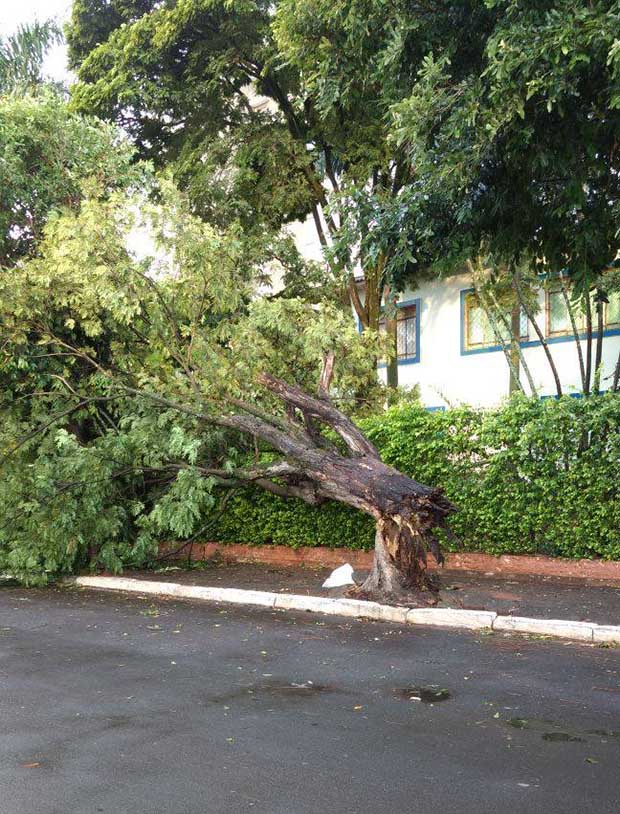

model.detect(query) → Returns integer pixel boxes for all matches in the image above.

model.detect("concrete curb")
[71,576,620,644]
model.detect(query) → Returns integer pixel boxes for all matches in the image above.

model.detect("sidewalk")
[127,560,620,628]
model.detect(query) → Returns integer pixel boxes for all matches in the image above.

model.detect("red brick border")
[165,542,620,583]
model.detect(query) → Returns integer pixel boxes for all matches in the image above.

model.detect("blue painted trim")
[459,287,620,356]
[459,289,469,356]
[398,296,421,366]
[425,405,447,412]
[540,389,609,401]
[370,297,422,366]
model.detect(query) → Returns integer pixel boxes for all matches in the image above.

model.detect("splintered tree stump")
[353,527,442,606]
[214,369,457,605]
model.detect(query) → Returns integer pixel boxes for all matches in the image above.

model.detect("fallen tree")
[130,360,455,603]
[0,185,454,600]
[251,370,455,601]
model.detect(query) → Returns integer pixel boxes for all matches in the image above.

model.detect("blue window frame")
[377,298,421,366]
[460,287,620,356]
[461,290,528,355]
[546,284,620,337]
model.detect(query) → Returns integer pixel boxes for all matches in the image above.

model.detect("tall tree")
[390,0,620,393]
[67,1,492,386]
[0,92,135,265]
[0,20,61,95]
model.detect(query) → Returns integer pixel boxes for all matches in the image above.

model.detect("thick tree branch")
[257,372,380,458]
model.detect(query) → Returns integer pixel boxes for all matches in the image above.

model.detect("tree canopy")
[392,1,620,280]
[0,92,136,264]
[0,20,61,95]
[1,175,407,586]
[66,0,496,387]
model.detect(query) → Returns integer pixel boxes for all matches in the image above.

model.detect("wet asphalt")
[1,585,619,814]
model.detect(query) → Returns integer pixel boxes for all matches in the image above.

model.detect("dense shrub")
[209,394,620,560]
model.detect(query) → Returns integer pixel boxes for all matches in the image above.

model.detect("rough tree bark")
[205,359,456,605]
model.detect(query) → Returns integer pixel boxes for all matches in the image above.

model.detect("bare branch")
[318,350,335,398]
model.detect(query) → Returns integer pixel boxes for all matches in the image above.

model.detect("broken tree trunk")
[122,361,456,604]
[219,369,457,605]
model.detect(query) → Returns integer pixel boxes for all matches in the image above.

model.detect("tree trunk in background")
[384,296,399,393]
[347,262,401,391]
[561,278,587,393]
[585,294,593,395]
[514,275,562,396]
[593,287,604,395]
[509,301,521,394]
[612,348,620,392]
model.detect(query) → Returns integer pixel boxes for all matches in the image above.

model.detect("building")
[284,208,620,408]
[377,273,620,409]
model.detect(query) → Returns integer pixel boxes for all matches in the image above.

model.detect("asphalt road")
[1,586,619,814]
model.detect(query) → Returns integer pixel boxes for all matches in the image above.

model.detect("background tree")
[0,20,61,95]
[0,92,136,265]
[390,0,620,394]
[66,0,492,386]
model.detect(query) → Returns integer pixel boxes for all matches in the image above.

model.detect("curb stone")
[70,576,620,643]
[493,615,594,641]
[407,608,497,630]
[591,625,620,644]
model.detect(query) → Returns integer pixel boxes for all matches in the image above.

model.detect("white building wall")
[286,217,325,263]
[386,274,620,408]
[286,210,619,409]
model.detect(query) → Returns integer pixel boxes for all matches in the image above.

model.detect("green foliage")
[0,407,221,585]
[211,486,375,550]
[208,395,620,560]
[0,92,136,263]
[0,172,386,584]
[391,1,620,283]
[65,0,470,339]
[68,1,300,227]
[0,20,61,95]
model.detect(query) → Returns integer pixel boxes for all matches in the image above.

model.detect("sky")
[0,0,73,82]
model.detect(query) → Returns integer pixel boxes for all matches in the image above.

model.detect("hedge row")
[210,394,620,560]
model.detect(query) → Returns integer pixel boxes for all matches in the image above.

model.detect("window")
[606,289,620,327]
[379,303,418,362]
[546,279,620,336]
[463,292,528,351]
[547,286,573,336]
[396,305,417,360]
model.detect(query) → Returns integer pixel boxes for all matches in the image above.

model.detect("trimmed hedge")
[210,394,620,560]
